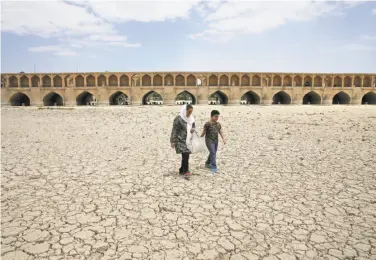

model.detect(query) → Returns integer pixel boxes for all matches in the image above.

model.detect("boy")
[201,110,226,173]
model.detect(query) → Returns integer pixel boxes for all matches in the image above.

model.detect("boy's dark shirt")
[204,121,222,142]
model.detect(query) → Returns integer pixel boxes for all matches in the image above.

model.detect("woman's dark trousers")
[179,152,190,174]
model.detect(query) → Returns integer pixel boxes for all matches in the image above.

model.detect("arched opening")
[332,91,350,104]
[53,75,62,87]
[32,76,40,87]
[334,76,342,87]
[252,75,261,86]
[314,76,322,87]
[43,92,63,106]
[273,75,282,86]
[219,75,229,86]
[354,76,361,87]
[175,91,196,105]
[303,91,321,105]
[363,76,371,88]
[20,76,29,88]
[294,75,302,87]
[361,92,376,105]
[109,75,118,86]
[142,75,151,86]
[10,92,30,106]
[42,76,51,87]
[109,91,129,105]
[98,75,106,87]
[153,74,162,86]
[76,91,96,106]
[344,76,352,87]
[176,75,185,86]
[87,75,95,87]
[9,76,18,88]
[208,91,228,105]
[283,76,292,87]
[142,91,163,105]
[241,75,250,86]
[209,75,218,86]
[304,76,312,86]
[75,75,84,87]
[131,75,140,86]
[272,91,291,104]
[187,74,196,86]
[230,75,239,86]
[164,74,173,86]
[120,75,129,86]
[241,91,260,105]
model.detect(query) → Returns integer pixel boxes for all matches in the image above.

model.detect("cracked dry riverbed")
[1,106,376,260]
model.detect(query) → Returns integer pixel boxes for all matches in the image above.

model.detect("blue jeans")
[205,139,218,168]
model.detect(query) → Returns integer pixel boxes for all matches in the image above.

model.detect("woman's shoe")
[185,171,191,180]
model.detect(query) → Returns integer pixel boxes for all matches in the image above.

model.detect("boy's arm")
[219,128,226,144]
[200,123,207,137]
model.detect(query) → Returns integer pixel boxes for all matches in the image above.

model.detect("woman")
[170,104,196,180]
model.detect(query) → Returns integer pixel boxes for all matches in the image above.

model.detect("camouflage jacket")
[170,116,196,154]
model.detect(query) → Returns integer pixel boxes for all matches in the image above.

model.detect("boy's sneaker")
[211,168,217,173]
[185,171,191,180]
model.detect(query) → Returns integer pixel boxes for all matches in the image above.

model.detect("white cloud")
[373,8,376,15]
[190,1,363,42]
[85,1,199,23]
[28,45,78,56]
[1,1,141,52]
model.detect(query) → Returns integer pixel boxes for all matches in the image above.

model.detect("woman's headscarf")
[179,105,195,125]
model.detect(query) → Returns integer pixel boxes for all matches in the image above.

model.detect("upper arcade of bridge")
[1,72,375,89]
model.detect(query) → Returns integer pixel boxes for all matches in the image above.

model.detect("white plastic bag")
[188,131,206,154]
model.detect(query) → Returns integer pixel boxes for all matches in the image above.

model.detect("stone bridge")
[1,72,375,106]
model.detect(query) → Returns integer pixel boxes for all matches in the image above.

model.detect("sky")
[1,0,376,73]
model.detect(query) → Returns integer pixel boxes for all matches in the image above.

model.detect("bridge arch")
[142,91,163,105]
[120,75,129,86]
[9,92,30,106]
[43,92,63,106]
[9,76,18,87]
[272,91,291,104]
[76,91,95,106]
[86,75,95,87]
[332,91,350,104]
[31,76,40,87]
[209,75,218,86]
[110,91,129,105]
[208,90,228,105]
[153,74,162,86]
[109,75,118,86]
[20,75,29,87]
[75,75,84,87]
[175,91,196,105]
[303,91,321,105]
[362,92,376,105]
[241,91,260,104]
[187,74,196,86]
